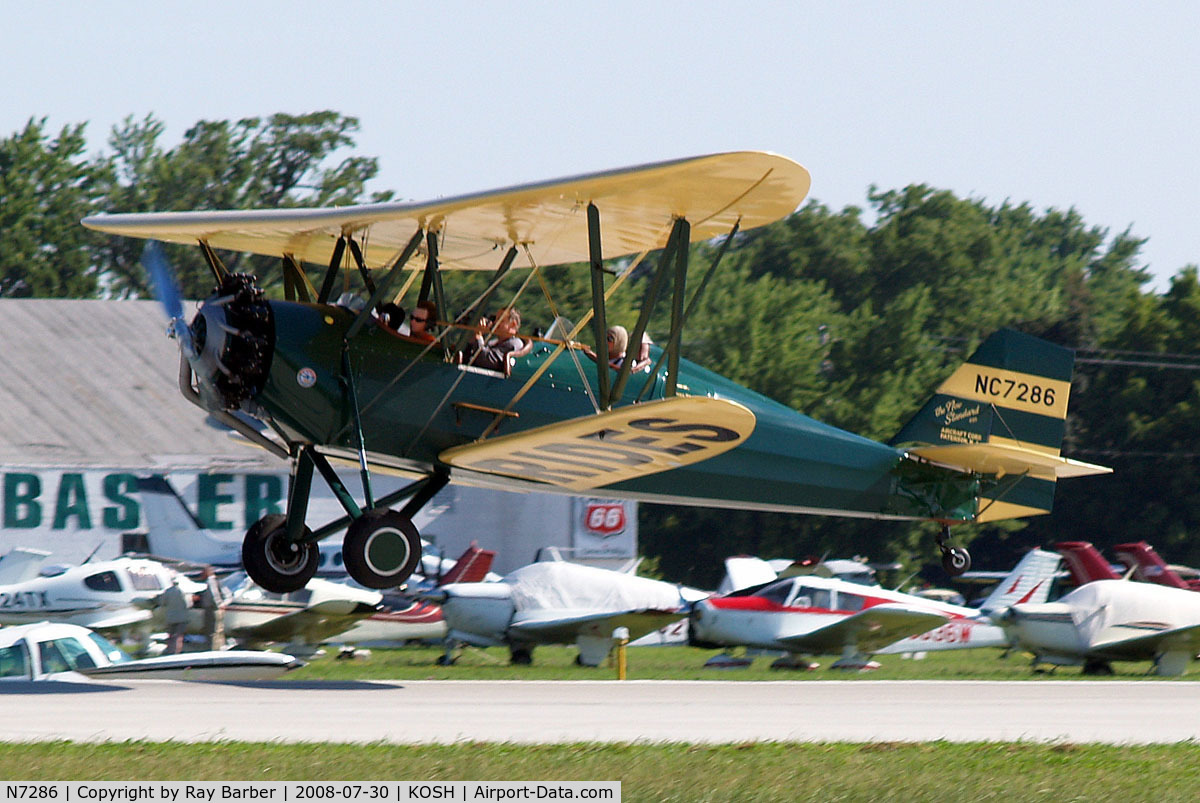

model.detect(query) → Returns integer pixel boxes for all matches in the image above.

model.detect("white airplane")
[0,549,178,634]
[1002,578,1200,676]
[427,555,708,666]
[690,549,1062,669]
[0,621,300,682]
[217,573,383,652]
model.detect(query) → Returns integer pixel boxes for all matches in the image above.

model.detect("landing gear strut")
[936,524,971,576]
[240,443,449,593]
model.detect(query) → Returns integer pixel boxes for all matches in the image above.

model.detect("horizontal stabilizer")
[907,443,1111,481]
[777,604,949,654]
[440,396,756,492]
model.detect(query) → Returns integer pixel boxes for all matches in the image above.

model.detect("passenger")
[580,326,652,372]
[377,302,405,332]
[632,331,654,372]
[582,325,630,370]
[459,307,526,373]
[407,300,438,344]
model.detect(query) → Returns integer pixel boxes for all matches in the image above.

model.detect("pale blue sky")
[7,1,1199,290]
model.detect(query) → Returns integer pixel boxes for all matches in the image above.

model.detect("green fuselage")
[256,301,978,522]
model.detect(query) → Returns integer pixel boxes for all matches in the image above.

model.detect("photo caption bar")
[0,783,620,803]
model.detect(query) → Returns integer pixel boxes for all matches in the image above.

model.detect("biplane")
[83,151,1109,594]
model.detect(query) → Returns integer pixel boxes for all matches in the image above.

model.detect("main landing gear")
[936,524,971,576]
[240,445,447,593]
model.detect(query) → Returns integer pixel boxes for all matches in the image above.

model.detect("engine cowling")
[187,273,274,412]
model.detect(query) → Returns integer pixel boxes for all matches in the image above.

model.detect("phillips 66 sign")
[572,498,635,559]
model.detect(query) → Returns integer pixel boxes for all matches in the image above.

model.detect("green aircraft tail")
[890,329,1108,521]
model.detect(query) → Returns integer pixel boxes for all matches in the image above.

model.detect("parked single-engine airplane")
[428,554,708,666]
[690,548,1061,669]
[1002,578,1200,676]
[0,550,176,634]
[0,621,301,682]
[83,151,1109,594]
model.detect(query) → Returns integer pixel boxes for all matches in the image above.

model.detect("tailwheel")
[242,514,319,593]
[342,508,423,589]
[935,524,971,577]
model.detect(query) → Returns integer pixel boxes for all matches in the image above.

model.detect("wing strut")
[317,236,348,304]
[611,217,687,404]
[636,220,740,401]
[281,254,315,302]
[347,228,425,340]
[346,237,378,298]
[588,203,612,407]
[198,240,229,285]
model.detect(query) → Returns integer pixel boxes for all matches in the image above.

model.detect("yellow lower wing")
[440,397,756,491]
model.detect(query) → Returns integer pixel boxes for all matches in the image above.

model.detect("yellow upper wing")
[82,151,810,271]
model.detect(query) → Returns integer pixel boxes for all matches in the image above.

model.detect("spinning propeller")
[142,240,194,357]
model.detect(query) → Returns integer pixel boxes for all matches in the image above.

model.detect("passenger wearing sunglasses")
[407,300,438,344]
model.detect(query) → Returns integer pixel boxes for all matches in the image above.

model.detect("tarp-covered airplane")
[83,152,1109,594]
[427,553,707,666]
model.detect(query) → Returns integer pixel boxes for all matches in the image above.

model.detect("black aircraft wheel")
[342,509,423,589]
[941,546,971,576]
[510,647,533,665]
[242,514,319,593]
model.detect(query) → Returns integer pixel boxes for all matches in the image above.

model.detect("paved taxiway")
[4,679,1199,743]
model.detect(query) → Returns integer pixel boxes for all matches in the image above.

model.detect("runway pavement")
[2,679,1198,744]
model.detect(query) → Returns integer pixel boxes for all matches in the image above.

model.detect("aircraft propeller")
[142,240,194,357]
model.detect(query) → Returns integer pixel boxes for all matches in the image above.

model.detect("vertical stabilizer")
[1113,542,1198,590]
[1055,541,1120,585]
[136,476,243,566]
[978,548,1062,615]
[0,548,52,585]
[892,329,1108,521]
[438,544,497,585]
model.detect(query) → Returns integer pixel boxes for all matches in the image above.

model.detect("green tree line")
[5,113,1199,586]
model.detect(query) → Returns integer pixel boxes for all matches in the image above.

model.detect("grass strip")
[1,741,1199,801]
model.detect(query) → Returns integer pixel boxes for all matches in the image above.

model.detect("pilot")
[458,306,527,372]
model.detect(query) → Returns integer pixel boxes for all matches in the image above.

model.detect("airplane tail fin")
[1055,541,1121,585]
[0,547,52,585]
[1112,542,1195,590]
[136,475,243,567]
[977,548,1061,616]
[438,544,496,585]
[891,329,1110,522]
